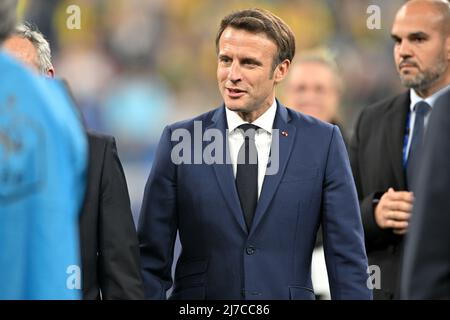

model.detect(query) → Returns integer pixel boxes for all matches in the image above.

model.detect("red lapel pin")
[281,131,288,137]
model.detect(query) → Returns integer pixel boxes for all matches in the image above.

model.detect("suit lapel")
[385,92,410,190]
[208,107,248,234]
[249,103,296,236]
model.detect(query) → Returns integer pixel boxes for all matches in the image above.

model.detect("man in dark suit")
[78,133,143,299]
[139,8,371,300]
[350,0,450,299]
[401,90,450,299]
[3,24,144,299]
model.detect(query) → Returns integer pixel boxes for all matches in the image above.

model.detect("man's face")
[285,62,340,123]
[391,3,450,94]
[3,36,40,72]
[217,27,288,118]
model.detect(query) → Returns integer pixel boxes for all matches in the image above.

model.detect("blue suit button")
[246,246,256,255]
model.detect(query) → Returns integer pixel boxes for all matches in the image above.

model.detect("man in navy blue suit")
[138,8,371,300]
[401,90,450,299]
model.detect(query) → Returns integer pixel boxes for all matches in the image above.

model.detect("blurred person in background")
[401,90,450,300]
[138,8,371,300]
[284,48,348,300]
[350,0,450,299]
[284,49,347,143]
[0,0,87,299]
[3,23,144,300]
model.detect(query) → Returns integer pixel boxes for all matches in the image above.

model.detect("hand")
[374,188,414,235]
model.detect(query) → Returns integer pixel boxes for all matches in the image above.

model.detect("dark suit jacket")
[350,92,410,299]
[79,132,144,299]
[138,102,371,300]
[401,90,450,299]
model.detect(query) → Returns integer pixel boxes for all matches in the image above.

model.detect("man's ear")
[47,67,55,78]
[273,59,290,84]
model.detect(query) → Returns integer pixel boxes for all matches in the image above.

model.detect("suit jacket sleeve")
[401,96,450,299]
[138,126,178,299]
[97,136,145,299]
[349,109,396,250]
[322,126,372,299]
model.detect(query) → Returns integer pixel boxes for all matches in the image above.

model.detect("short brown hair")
[215,8,296,69]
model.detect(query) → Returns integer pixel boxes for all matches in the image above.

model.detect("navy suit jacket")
[401,90,450,299]
[138,102,371,300]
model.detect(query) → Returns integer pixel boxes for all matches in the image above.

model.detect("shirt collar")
[410,83,450,112]
[225,99,277,134]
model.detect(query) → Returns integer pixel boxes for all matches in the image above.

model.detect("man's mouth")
[399,61,418,69]
[226,87,246,98]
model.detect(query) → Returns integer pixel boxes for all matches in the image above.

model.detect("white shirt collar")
[225,99,277,134]
[410,83,450,112]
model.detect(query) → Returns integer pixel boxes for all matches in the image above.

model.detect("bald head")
[397,0,450,35]
[391,0,450,97]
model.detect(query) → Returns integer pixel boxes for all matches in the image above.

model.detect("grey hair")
[0,0,17,44]
[13,23,53,74]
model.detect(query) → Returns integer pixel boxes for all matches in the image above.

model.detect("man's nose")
[397,40,413,59]
[228,61,242,83]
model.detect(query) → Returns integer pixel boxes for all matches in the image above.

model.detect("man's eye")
[242,61,259,68]
[315,86,325,94]
[296,85,306,93]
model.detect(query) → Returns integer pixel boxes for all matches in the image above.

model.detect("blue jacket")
[0,52,87,299]
[138,102,372,300]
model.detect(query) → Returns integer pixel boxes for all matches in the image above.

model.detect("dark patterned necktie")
[236,124,259,230]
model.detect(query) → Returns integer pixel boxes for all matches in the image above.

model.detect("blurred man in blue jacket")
[0,0,87,299]
[4,23,144,300]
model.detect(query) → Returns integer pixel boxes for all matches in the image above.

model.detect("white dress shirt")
[225,99,277,198]
[406,84,450,159]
